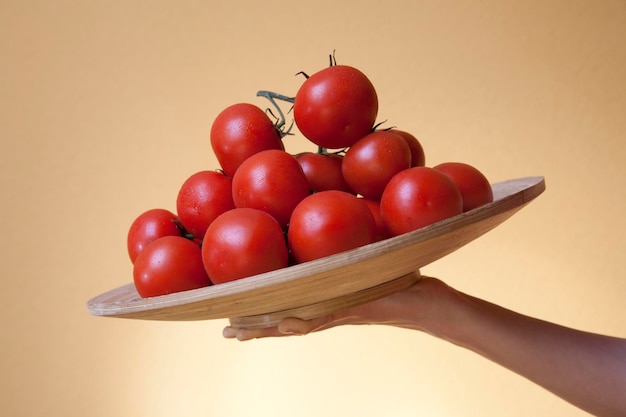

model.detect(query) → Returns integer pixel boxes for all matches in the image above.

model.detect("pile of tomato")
[127,58,494,298]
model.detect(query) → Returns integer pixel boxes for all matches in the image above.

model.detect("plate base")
[228,270,421,329]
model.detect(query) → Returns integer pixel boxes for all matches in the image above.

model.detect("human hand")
[222,276,451,341]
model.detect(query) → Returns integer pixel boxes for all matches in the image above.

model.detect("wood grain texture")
[87,176,545,324]
[228,271,422,329]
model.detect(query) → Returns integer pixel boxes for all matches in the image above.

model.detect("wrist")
[360,277,466,337]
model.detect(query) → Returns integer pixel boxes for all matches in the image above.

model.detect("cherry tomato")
[133,236,211,298]
[232,149,310,229]
[390,129,426,167]
[433,162,493,212]
[202,208,289,284]
[210,103,284,177]
[380,167,463,236]
[293,65,378,149]
[360,198,391,241]
[342,130,411,199]
[127,208,182,263]
[176,170,235,240]
[294,152,353,193]
[287,190,377,264]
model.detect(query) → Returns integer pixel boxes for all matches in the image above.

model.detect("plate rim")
[87,176,545,319]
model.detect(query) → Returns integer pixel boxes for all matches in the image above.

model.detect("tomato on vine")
[433,162,493,212]
[360,198,392,241]
[295,151,353,193]
[202,208,289,284]
[127,208,183,263]
[133,236,211,298]
[380,167,463,236]
[293,65,378,149]
[232,149,311,229]
[342,130,412,199]
[288,190,377,264]
[210,103,284,177]
[390,129,426,167]
[176,170,235,240]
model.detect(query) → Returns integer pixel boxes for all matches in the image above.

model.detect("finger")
[277,314,336,335]
[222,313,335,341]
[222,325,293,341]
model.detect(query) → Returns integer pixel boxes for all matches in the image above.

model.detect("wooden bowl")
[87,176,545,328]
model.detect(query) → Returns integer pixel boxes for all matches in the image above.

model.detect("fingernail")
[237,332,253,341]
[222,327,237,338]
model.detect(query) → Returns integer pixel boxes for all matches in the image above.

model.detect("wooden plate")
[87,176,545,327]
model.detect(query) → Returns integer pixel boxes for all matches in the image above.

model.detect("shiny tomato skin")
[201,208,289,284]
[232,149,310,229]
[133,236,211,298]
[295,152,353,193]
[287,190,377,264]
[293,65,378,149]
[360,198,392,241]
[380,167,463,236]
[210,103,284,177]
[176,170,235,240]
[433,162,494,212]
[127,208,182,263]
[390,129,426,167]
[342,130,411,199]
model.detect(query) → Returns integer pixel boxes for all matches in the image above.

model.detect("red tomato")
[360,198,391,241]
[287,190,377,264]
[293,65,378,149]
[232,149,310,228]
[210,103,284,177]
[133,236,211,298]
[127,208,182,263]
[176,170,235,240]
[390,129,426,167]
[433,162,493,212]
[342,130,411,199]
[202,208,289,284]
[294,152,353,193]
[380,167,463,236]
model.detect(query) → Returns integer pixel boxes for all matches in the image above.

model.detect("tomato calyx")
[316,146,347,156]
[328,50,337,67]
[294,50,339,80]
[373,120,393,131]
[295,71,310,79]
[172,218,198,242]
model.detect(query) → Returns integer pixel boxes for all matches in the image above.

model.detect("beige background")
[2,1,625,416]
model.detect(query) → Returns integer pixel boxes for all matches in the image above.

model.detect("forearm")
[223,277,626,416]
[427,288,626,417]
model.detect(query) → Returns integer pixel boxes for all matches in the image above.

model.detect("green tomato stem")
[256,90,295,104]
[257,90,296,138]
